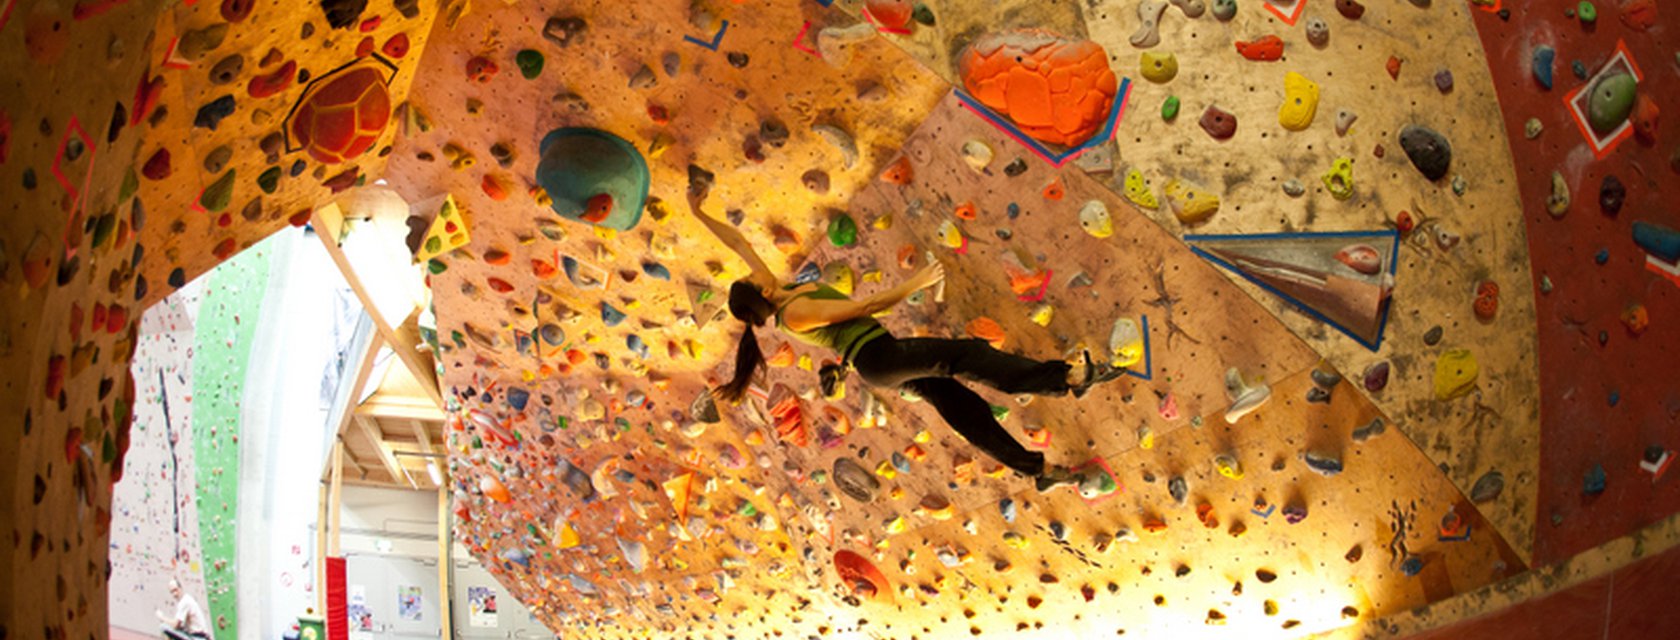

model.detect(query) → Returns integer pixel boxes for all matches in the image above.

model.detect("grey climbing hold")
[1351,418,1385,442]
[203,145,232,174]
[1334,109,1357,136]
[1310,368,1341,388]
[691,388,720,424]
[1399,125,1452,181]
[812,124,858,169]
[1303,452,1343,476]
[1212,0,1236,20]
[1306,387,1331,403]
[1470,470,1504,503]
[1524,118,1543,139]
[1281,179,1305,197]
[833,458,880,503]
[1423,325,1443,345]
[209,54,244,85]
[1433,69,1454,93]
[1304,17,1329,47]
[1168,475,1187,504]
[543,16,587,47]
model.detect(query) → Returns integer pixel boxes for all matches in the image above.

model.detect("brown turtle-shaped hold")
[958,29,1118,147]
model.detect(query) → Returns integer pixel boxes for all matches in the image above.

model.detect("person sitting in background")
[155,578,210,640]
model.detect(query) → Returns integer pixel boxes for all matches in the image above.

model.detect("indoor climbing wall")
[108,284,209,633]
[1460,0,1678,566]
[381,0,1574,637]
[0,0,439,637]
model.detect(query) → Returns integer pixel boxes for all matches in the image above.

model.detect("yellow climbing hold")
[1079,201,1114,238]
[1123,168,1158,210]
[556,520,582,549]
[873,214,893,230]
[876,459,899,479]
[1109,317,1144,368]
[1003,531,1030,549]
[1277,72,1320,131]
[1165,178,1220,225]
[824,262,855,295]
[1322,157,1355,200]
[1030,304,1054,326]
[1215,454,1244,480]
[1140,52,1179,83]
[1433,348,1479,400]
[937,220,965,249]
[885,516,908,534]
[1138,425,1155,449]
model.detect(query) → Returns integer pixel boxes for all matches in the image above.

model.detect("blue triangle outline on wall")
[1184,229,1401,352]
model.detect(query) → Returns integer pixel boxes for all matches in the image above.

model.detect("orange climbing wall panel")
[1465,0,1680,564]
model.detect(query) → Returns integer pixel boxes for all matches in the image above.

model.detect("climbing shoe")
[1072,350,1125,398]
[1035,465,1082,493]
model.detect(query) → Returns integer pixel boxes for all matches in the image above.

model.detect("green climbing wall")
[188,244,271,636]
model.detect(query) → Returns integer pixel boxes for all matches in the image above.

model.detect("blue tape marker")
[684,20,729,51]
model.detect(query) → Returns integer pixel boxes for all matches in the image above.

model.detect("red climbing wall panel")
[1467,0,1680,564]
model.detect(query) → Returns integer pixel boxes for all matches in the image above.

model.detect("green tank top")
[775,284,886,357]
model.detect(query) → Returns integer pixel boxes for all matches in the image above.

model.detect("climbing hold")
[1109,317,1144,368]
[209,54,245,86]
[1363,361,1390,392]
[960,140,993,172]
[1434,69,1454,93]
[1131,0,1171,48]
[1164,178,1220,225]
[1470,470,1504,503]
[1199,105,1237,139]
[802,169,831,195]
[1168,476,1188,503]
[543,16,587,47]
[1162,95,1180,120]
[1321,157,1354,200]
[1587,72,1636,135]
[1303,452,1342,476]
[834,458,879,503]
[1576,0,1596,24]
[1212,0,1236,20]
[1224,367,1271,423]
[1632,95,1659,143]
[1352,417,1386,442]
[1079,201,1113,238]
[319,0,368,29]
[880,155,913,185]
[248,60,297,99]
[1282,179,1305,197]
[1336,0,1364,18]
[1043,177,1065,201]
[1304,16,1329,47]
[1277,72,1320,131]
[1433,349,1479,400]
[466,56,499,83]
[828,213,858,247]
[1599,175,1625,216]
[382,34,410,59]
[1334,109,1358,136]
[193,95,237,130]
[1335,244,1381,275]
[286,60,392,164]
[1546,171,1571,217]
[1215,454,1244,480]
[1386,56,1403,80]
[866,0,913,30]
[1140,52,1178,83]
[1584,463,1606,495]
[958,29,1119,146]
[1474,280,1499,319]
[537,128,649,230]
[1399,125,1452,181]
[200,171,236,213]
[1123,169,1158,209]
[141,149,171,181]
[1234,35,1283,61]
[812,124,859,169]
[516,49,545,79]
[1533,46,1555,90]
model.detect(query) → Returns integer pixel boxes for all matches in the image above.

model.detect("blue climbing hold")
[999,498,1017,523]
[535,128,650,231]
[1595,248,1609,264]
[506,387,530,411]
[1007,203,1021,219]
[538,323,565,346]
[641,261,671,280]
[1584,464,1607,495]
[1608,390,1620,406]
[193,95,237,130]
[1571,60,1587,80]
[627,334,650,358]
[1400,555,1424,576]
[793,261,822,284]
[1632,221,1680,262]
[601,302,626,327]
[1532,46,1555,90]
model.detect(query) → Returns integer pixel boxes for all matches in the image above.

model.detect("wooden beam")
[409,419,435,453]
[316,481,328,614]
[355,415,415,490]
[310,204,445,409]
[356,396,447,422]
[332,332,385,439]
[437,485,453,639]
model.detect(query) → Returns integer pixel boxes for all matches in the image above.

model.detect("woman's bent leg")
[900,377,1045,476]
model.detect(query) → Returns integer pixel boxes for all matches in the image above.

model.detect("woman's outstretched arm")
[781,262,945,332]
[686,178,777,291]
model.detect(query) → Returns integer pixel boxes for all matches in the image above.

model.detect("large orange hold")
[288,61,392,164]
[958,29,1118,147]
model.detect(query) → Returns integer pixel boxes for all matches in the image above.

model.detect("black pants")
[850,335,1071,476]
[162,629,209,640]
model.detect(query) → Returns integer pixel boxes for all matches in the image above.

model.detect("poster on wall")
[347,585,374,639]
[397,585,423,621]
[467,586,499,628]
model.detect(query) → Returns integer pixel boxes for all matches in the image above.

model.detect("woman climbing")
[685,166,1124,491]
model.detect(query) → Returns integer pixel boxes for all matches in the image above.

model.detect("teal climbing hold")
[536,128,649,231]
[600,301,626,327]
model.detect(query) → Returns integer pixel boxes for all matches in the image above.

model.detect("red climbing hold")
[483,248,510,265]
[106,304,127,333]
[953,201,977,220]
[1633,95,1659,143]
[221,0,253,23]
[1620,0,1657,31]
[486,277,515,293]
[1386,56,1402,80]
[582,193,614,223]
[481,174,509,201]
[382,33,410,59]
[131,72,164,126]
[1042,176,1065,201]
[248,60,297,99]
[45,355,65,400]
[532,259,558,279]
[213,237,237,260]
[358,16,382,32]
[355,36,375,58]
[142,149,171,180]
[866,0,913,30]
[879,155,913,185]
[1474,281,1499,320]
[1235,36,1284,61]
[289,209,313,227]
[287,62,392,164]
[467,56,499,83]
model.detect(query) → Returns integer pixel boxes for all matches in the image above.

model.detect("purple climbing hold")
[1363,361,1390,392]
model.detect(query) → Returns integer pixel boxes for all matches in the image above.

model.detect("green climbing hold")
[257,166,281,194]
[91,213,116,249]
[1162,96,1180,120]
[427,258,447,274]
[1576,1,1596,23]
[828,212,858,247]
[1322,157,1354,200]
[516,49,544,79]
[1586,72,1636,135]
[200,170,236,213]
[119,167,139,202]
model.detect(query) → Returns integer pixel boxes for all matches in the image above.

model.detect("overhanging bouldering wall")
[378,0,1579,637]
[0,0,440,637]
[108,282,209,633]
